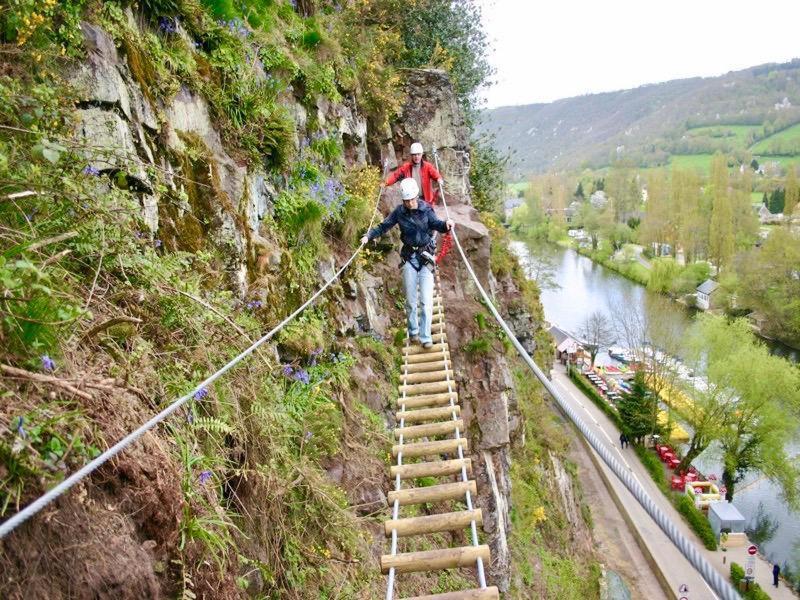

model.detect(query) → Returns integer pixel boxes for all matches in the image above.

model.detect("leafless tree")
[578,311,615,367]
[611,292,684,436]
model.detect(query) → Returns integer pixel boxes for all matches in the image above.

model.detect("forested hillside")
[479,60,800,177]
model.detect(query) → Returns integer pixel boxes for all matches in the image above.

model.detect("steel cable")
[0,160,389,540]
[431,149,739,600]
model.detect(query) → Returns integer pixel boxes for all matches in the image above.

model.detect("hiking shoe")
[410,335,421,344]
[422,341,433,349]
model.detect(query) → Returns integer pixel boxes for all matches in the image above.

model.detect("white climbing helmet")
[400,178,420,201]
[410,142,424,155]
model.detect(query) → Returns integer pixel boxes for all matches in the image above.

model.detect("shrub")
[676,495,718,550]
[633,445,670,495]
[731,562,745,585]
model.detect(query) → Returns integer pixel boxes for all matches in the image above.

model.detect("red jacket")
[385,160,442,205]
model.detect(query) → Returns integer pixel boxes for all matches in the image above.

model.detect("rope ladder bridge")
[381,271,498,600]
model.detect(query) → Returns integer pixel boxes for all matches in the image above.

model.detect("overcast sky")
[477,0,800,108]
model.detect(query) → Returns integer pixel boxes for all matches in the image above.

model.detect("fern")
[194,416,233,435]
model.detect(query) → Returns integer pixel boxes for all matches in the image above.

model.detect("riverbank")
[510,238,800,576]
[552,364,800,599]
[557,237,800,356]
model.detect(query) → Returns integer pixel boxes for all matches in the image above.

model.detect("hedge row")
[676,495,718,551]
[567,368,625,430]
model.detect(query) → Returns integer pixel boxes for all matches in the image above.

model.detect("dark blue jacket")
[367,202,449,260]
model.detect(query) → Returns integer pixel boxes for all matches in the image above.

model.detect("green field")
[750,123,800,153]
[752,155,800,170]
[685,125,761,148]
[669,154,715,172]
[507,181,529,194]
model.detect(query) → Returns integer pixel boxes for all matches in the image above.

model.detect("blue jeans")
[402,259,434,343]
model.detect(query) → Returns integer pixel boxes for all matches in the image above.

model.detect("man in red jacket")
[385,142,443,205]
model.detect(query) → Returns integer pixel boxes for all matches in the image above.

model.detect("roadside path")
[551,364,798,599]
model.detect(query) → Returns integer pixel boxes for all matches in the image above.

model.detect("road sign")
[746,557,756,578]
[748,544,758,556]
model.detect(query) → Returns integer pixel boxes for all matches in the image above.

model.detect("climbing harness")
[429,149,739,600]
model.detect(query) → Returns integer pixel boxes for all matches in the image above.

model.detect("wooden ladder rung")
[401,369,453,384]
[405,351,451,365]
[380,544,491,574]
[401,586,500,600]
[398,380,452,396]
[392,437,468,458]
[387,480,476,506]
[397,405,459,423]
[390,457,471,480]
[384,508,482,537]
[395,391,458,409]
[402,360,449,374]
[403,343,448,356]
[395,419,463,440]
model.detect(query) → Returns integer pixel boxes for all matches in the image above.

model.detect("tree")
[399,0,492,116]
[612,293,684,435]
[574,181,585,199]
[786,167,799,216]
[618,371,659,444]
[734,227,800,345]
[750,158,759,171]
[708,153,734,271]
[578,311,615,367]
[768,188,785,214]
[469,135,508,214]
[689,316,800,506]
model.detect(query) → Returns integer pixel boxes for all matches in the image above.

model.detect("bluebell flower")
[199,470,212,484]
[41,355,55,372]
[82,165,100,176]
[13,416,26,439]
[154,239,162,248]
[304,431,313,441]
[193,387,208,400]
[158,16,177,34]
[282,364,294,377]
[293,369,310,385]
[246,300,263,310]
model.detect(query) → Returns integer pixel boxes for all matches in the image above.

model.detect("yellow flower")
[533,506,547,523]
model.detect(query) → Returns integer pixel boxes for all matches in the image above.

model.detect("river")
[509,238,800,573]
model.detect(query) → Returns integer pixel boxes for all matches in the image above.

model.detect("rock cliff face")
[12,17,545,596]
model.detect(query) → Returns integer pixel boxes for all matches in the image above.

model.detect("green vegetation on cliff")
[0,0,598,597]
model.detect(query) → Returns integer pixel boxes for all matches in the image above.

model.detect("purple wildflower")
[158,16,177,34]
[199,470,212,484]
[193,387,208,400]
[186,412,194,424]
[134,231,143,239]
[41,355,55,372]
[246,300,263,310]
[14,416,26,439]
[282,364,294,377]
[304,431,313,441]
[293,369,310,385]
[154,239,162,248]
[82,165,100,176]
